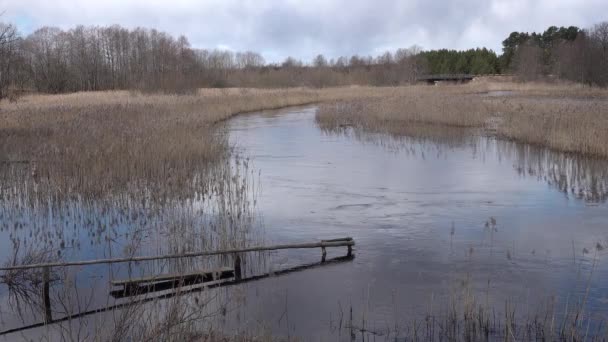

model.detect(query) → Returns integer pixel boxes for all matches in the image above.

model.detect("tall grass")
[316,81,608,158]
[490,97,608,156]
[0,87,396,202]
[2,82,608,340]
[0,86,395,340]
[0,153,266,340]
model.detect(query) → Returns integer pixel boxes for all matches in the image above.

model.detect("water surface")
[222,106,608,339]
[1,105,608,340]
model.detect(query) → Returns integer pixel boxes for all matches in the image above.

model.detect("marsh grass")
[317,81,608,159]
[491,97,608,157]
[2,83,608,340]
[0,87,274,341]
[0,153,268,340]
[0,86,396,203]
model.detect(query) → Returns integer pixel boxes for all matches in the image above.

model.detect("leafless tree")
[0,21,19,99]
[590,22,608,53]
[513,41,543,81]
[236,51,265,69]
[313,54,328,68]
[587,22,608,85]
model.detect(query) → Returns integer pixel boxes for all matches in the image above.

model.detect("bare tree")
[0,22,19,99]
[588,22,608,85]
[590,22,608,53]
[313,54,328,68]
[377,51,393,65]
[281,56,302,68]
[236,51,265,69]
[513,41,543,81]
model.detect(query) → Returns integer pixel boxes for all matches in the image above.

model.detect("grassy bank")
[317,81,608,158]
[2,83,608,341]
[7,80,601,199]
[0,87,398,200]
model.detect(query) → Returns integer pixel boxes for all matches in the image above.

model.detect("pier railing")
[0,237,355,324]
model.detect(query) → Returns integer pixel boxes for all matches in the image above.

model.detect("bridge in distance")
[416,74,475,84]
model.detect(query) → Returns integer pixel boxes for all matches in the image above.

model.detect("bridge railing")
[416,74,475,81]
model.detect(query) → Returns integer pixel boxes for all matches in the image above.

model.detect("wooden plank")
[0,239,355,271]
[321,237,353,242]
[42,267,52,323]
[234,255,242,281]
[3,255,355,335]
[111,267,234,286]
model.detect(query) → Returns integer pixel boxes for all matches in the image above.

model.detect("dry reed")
[316,81,608,158]
[2,82,608,340]
[0,86,394,203]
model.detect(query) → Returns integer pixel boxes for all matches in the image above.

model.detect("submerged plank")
[111,267,234,286]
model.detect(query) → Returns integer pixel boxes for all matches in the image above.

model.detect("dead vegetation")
[316,80,608,158]
[2,82,608,340]
[0,86,387,340]
[0,87,394,202]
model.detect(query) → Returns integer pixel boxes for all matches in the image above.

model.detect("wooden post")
[42,267,52,324]
[347,245,352,257]
[321,247,327,262]
[234,254,242,281]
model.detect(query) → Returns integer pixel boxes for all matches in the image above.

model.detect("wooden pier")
[0,237,355,326]
[0,237,354,271]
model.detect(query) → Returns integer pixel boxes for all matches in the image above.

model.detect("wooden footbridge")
[0,237,355,335]
[416,74,475,84]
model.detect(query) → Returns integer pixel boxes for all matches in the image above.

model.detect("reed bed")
[2,83,608,340]
[316,81,608,158]
[0,86,396,203]
[0,86,394,340]
[491,97,608,156]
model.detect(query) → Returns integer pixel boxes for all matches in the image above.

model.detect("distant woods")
[0,25,268,95]
[0,24,428,97]
[419,48,501,75]
[417,23,608,85]
[503,24,608,85]
[0,22,607,98]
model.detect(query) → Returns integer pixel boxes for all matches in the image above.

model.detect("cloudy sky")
[1,0,606,62]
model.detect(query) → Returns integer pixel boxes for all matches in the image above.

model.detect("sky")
[1,0,606,63]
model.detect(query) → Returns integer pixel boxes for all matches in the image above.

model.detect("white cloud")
[2,0,606,62]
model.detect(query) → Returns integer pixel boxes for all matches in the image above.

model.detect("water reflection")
[0,154,264,339]
[325,122,608,204]
[2,104,608,340]
[498,141,608,203]
[224,106,608,340]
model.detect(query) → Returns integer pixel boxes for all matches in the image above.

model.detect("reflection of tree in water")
[321,123,608,203]
[321,123,478,157]
[496,141,608,203]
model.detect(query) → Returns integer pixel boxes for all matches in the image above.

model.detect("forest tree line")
[503,23,608,85]
[0,21,607,98]
[0,24,429,97]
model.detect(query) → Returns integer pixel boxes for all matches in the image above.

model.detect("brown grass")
[0,87,396,202]
[316,81,608,158]
[490,97,608,156]
[3,81,605,202]
[2,82,608,340]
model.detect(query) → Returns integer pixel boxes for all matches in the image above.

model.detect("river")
[1,105,608,340]
[220,105,608,340]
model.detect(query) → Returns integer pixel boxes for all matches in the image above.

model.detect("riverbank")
[0,87,398,201]
[2,83,608,340]
[317,81,608,158]
[3,81,606,201]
